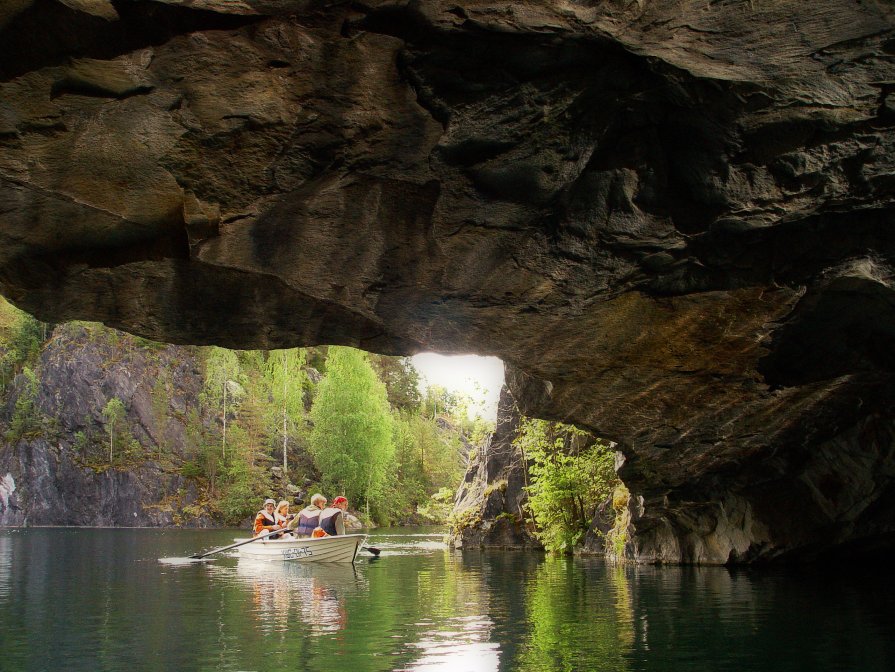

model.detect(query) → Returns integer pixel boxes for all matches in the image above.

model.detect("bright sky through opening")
[410,353,505,421]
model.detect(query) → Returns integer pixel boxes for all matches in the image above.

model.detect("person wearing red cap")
[318,496,348,536]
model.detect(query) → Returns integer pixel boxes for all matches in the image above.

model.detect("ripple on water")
[3,529,894,672]
[365,529,449,556]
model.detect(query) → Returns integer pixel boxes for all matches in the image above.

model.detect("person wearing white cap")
[253,498,283,537]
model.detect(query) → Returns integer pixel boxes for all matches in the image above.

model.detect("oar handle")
[191,527,283,559]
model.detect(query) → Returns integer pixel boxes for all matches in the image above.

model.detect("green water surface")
[0,527,892,671]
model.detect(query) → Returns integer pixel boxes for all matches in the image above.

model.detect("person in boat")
[288,493,327,537]
[274,500,292,528]
[253,498,284,537]
[318,496,348,536]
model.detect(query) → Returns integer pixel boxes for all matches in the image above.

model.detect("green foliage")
[422,384,458,419]
[604,484,631,562]
[217,453,265,525]
[309,347,395,517]
[263,348,307,475]
[385,413,429,518]
[150,372,170,457]
[370,355,422,412]
[382,410,467,522]
[465,415,495,449]
[0,299,46,394]
[516,417,618,554]
[73,430,89,455]
[416,486,456,523]
[180,461,203,479]
[0,301,479,526]
[101,397,126,464]
[483,479,508,497]
[5,367,41,442]
[201,347,241,459]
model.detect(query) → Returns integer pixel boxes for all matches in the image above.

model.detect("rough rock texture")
[0,324,212,526]
[2,0,895,561]
[0,438,204,526]
[451,386,540,549]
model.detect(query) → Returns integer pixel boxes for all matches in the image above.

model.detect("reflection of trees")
[398,549,500,671]
[360,548,499,671]
[518,557,633,672]
[7,530,895,672]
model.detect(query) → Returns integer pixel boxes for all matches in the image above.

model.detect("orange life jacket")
[253,509,278,536]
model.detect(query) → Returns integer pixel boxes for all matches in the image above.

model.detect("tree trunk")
[222,380,227,459]
[282,354,288,475]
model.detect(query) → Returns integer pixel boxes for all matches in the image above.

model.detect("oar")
[363,545,381,556]
[190,528,283,559]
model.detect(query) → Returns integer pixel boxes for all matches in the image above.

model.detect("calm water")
[0,528,893,672]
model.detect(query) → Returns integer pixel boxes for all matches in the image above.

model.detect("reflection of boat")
[236,556,362,583]
[236,533,367,563]
[234,557,363,634]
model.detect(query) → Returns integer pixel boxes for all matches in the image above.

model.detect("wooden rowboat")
[236,533,367,563]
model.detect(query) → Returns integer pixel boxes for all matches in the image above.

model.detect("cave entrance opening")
[410,352,505,423]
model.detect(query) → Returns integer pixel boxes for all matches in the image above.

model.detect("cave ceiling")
[2,0,895,560]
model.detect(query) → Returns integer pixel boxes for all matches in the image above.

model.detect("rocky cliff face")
[0,324,211,526]
[2,0,895,562]
[451,386,540,549]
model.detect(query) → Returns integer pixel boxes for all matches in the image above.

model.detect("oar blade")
[158,556,212,565]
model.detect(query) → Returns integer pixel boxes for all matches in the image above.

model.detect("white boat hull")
[236,533,366,563]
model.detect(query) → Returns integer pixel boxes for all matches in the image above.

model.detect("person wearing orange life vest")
[318,496,348,536]
[253,498,283,537]
[287,493,326,537]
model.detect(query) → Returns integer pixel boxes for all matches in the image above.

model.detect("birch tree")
[264,348,306,476]
[202,347,240,459]
[101,397,126,464]
[309,347,394,515]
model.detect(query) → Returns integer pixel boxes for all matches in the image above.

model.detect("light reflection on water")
[0,533,11,601]
[400,615,500,672]
[0,527,893,672]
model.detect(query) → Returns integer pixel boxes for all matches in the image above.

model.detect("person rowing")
[253,498,284,537]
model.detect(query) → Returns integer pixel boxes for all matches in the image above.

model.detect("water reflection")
[0,529,893,672]
[0,533,11,602]
[517,557,633,672]
[365,530,451,557]
[624,566,895,671]
[228,559,362,635]
[401,615,500,671]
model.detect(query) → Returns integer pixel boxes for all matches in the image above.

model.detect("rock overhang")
[2,0,895,561]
